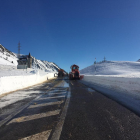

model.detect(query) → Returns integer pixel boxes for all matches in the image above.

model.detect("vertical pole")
[104,56,106,62]
[18,42,21,58]
[95,58,96,75]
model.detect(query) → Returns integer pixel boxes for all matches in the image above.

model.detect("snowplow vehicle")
[69,64,84,80]
[58,69,64,77]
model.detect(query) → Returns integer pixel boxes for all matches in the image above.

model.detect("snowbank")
[0,72,55,95]
[82,75,140,93]
[81,75,140,115]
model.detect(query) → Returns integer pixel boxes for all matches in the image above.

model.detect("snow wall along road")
[0,73,55,95]
[81,75,140,116]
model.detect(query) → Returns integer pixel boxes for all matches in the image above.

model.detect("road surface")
[0,77,140,140]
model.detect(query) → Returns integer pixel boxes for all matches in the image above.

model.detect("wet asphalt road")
[0,77,140,140]
[60,80,140,140]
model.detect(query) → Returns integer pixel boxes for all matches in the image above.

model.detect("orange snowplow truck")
[69,64,84,80]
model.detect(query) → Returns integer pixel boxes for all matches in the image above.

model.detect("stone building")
[17,52,32,69]
[27,52,32,68]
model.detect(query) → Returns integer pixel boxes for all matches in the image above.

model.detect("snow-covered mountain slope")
[0,44,18,66]
[42,61,60,71]
[32,58,60,72]
[80,61,140,76]
[0,44,60,74]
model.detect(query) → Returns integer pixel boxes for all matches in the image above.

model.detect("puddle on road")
[87,88,95,92]
[63,81,69,88]
[57,80,69,88]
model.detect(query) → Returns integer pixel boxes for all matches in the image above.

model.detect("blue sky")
[0,0,140,72]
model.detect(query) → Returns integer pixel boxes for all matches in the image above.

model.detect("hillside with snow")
[0,44,18,66]
[80,61,140,76]
[0,44,60,78]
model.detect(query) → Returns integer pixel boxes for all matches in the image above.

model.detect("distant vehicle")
[69,64,81,80]
[58,69,64,77]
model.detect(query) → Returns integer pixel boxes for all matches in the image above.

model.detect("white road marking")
[49,90,67,93]
[71,82,73,85]
[19,130,52,140]
[87,88,95,92]
[0,81,59,128]
[35,95,66,100]
[49,92,66,95]
[0,93,44,128]
[50,87,71,140]
[7,109,60,125]
[28,101,64,109]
